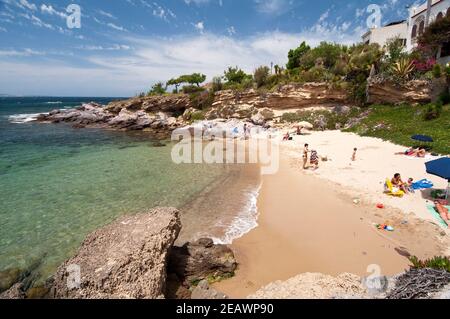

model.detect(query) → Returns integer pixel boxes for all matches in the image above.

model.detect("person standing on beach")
[303,144,309,169]
[352,148,357,161]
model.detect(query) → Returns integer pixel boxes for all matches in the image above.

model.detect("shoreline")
[214,132,449,298]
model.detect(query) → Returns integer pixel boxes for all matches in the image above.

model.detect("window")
[437,12,444,21]
[411,25,417,38]
[418,21,425,35]
[441,42,450,58]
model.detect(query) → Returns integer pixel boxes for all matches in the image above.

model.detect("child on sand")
[352,148,357,161]
[303,144,309,169]
[310,150,319,169]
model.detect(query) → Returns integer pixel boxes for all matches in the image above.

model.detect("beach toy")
[377,203,384,209]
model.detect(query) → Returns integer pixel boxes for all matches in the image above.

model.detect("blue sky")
[0,0,423,96]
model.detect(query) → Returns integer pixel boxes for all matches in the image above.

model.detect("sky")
[0,0,425,96]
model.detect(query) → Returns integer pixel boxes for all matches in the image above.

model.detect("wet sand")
[214,153,447,298]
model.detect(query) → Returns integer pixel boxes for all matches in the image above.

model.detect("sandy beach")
[215,131,449,298]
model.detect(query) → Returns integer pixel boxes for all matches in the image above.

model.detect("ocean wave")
[45,101,63,104]
[8,113,46,124]
[211,183,262,245]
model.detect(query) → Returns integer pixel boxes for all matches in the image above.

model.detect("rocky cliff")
[367,79,433,105]
[36,80,437,134]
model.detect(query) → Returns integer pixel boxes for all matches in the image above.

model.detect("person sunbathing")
[392,173,408,193]
[416,148,427,158]
[435,201,450,228]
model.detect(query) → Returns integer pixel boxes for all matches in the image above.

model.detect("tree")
[385,37,407,64]
[286,41,310,70]
[148,82,166,95]
[254,66,270,88]
[224,66,250,84]
[166,77,183,93]
[186,73,207,87]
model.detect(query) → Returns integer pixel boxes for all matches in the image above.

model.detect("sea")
[0,97,260,291]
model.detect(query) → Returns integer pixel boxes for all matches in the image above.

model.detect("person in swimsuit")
[392,173,408,193]
[435,201,450,228]
[303,144,309,169]
[310,150,319,169]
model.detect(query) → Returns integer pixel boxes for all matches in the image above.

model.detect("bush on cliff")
[254,66,270,88]
[147,82,166,96]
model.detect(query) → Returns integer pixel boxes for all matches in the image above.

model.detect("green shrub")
[190,110,206,122]
[438,89,450,105]
[182,85,205,94]
[189,90,214,110]
[212,76,223,92]
[287,41,311,70]
[147,82,166,96]
[432,64,442,78]
[423,102,443,120]
[254,66,270,88]
[409,256,450,272]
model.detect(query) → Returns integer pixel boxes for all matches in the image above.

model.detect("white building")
[362,20,408,48]
[407,0,450,52]
[362,0,450,63]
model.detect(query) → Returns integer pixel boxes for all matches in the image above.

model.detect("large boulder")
[168,238,237,286]
[249,273,368,299]
[51,207,181,299]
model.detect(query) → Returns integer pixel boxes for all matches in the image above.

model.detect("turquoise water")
[0,97,229,289]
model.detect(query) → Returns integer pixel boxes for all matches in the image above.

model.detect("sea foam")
[212,183,262,245]
[8,113,46,124]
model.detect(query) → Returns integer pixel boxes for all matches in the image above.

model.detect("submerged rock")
[51,207,181,299]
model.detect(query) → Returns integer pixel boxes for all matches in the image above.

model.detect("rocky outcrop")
[0,283,26,299]
[367,79,432,105]
[38,103,182,137]
[51,207,181,299]
[168,238,237,286]
[104,94,192,114]
[249,273,369,299]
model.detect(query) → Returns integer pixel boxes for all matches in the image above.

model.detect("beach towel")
[426,205,450,228]
[412,179,434,190]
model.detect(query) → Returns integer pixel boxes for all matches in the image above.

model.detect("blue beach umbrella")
[425,157,450,199]
[411,135,434,143]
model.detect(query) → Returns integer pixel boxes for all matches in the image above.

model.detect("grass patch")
[345,104,450,155]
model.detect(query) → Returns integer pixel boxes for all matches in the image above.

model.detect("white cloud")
[0,48,44,57]
[0,27,362,96]
[254,0,288,15]
[98,10,117,20]
[193,21,205,33]
[40,4,67,19]
[227,26,236,36]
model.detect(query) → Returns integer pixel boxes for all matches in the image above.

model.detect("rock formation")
[51,207,181,299]
[248,273,369,299]
[367,79,433,105]
[168,238,237,286]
